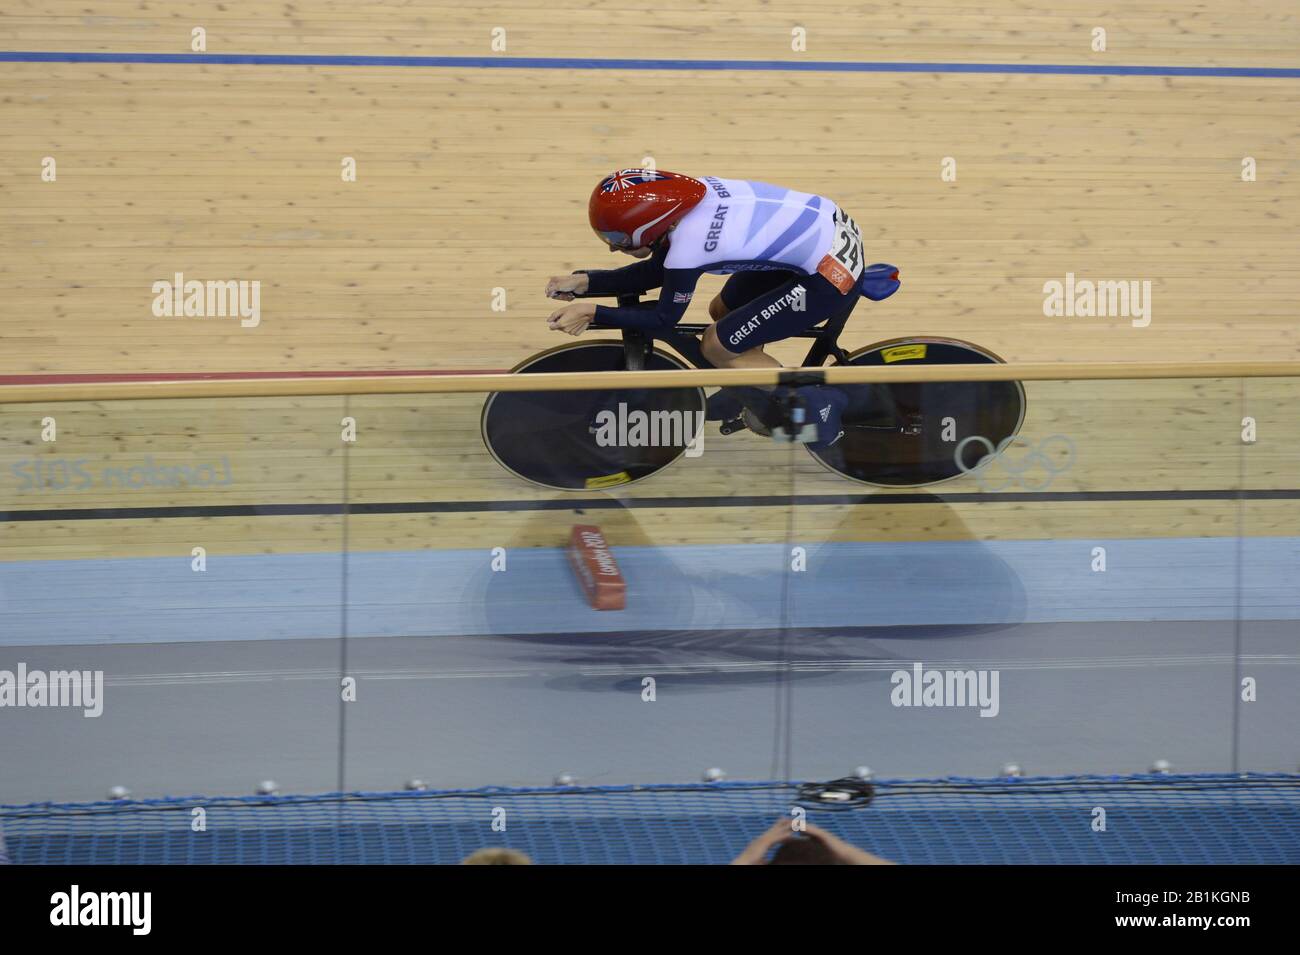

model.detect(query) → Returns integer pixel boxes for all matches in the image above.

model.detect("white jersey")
[664,176,853,280]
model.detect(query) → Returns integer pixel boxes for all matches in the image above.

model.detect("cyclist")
[545,168,899,447]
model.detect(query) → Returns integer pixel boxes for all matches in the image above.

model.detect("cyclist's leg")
[702,272,855,368]
[704,274,858,445]
[702,275,800,420]
[708,270,796,322]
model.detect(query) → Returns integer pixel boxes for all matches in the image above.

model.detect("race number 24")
[817,207,864,293]
[832,208,863,273]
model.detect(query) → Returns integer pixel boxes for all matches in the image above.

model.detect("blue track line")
[2,51,1298,78]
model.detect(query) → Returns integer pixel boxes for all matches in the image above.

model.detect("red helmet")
[589,169,707,250]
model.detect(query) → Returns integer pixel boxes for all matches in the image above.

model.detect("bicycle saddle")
[859,263,901,301]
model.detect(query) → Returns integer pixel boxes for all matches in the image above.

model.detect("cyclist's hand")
[546,273,589,301]
[547,302,596,336]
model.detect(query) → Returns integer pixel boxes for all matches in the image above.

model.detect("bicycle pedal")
[718,414,748,436]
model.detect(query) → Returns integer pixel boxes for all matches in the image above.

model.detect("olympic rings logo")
[953,433,1076,492]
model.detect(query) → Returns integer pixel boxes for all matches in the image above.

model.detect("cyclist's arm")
[576,245,668,296]
[591,268,699,331]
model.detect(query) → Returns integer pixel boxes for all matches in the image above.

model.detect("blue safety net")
[3,774,1297,865]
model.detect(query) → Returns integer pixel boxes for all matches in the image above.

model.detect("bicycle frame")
[589,291,857,373]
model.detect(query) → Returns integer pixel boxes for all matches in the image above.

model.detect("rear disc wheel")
[805,337,1027,488]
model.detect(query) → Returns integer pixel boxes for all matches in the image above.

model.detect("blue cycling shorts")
[714,270,857,354]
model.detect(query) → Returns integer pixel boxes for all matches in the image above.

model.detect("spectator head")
[460,847,533,865]
[767,835,846,865]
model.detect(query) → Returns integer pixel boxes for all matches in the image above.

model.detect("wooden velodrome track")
[1,0,1298,562]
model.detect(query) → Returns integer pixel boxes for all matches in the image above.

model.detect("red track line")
[0,369,508,385]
